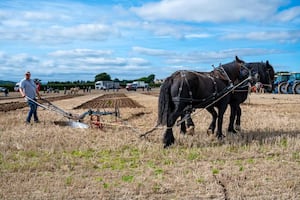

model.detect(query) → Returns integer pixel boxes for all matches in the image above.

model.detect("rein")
[172,65,235,104]
[175,75,252,126]
[140,69,252,138]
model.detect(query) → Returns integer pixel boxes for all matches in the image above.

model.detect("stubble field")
[0,89,299,199]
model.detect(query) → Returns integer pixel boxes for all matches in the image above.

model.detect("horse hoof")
[228,128,238,134]
[186,126,195,136]
[207,129,213,135]
[235,125,241,131]
[163,140,175,148]
[217,134,225,140]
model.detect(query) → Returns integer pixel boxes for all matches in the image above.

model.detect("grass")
[0,92,300,199]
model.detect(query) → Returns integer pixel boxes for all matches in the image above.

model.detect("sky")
[0,0,300,83]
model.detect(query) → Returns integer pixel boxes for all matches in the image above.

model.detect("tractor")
[286,72,300,94]
[273,72,291,94]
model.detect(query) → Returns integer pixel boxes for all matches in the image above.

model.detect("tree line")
[0,73,158,91]
[95,73,155,84]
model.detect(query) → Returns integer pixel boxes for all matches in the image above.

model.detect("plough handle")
[25,96,78,120]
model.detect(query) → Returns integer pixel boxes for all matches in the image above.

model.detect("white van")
[14,82,20,92]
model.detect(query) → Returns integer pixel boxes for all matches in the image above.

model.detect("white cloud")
[132,46,174,57]
[128,57,150,66]
[0,49,154,81]
[0,0,299,81]
[132,0,285,23]
[275,6,300,22]
[168,48,283,64]
[222,30,300,43]
[184,33,211,39]
[58,23,120,40]
[49,49,112,58]
[23,11,69,21]
[0,22,120,42]
[132,46,282,65]
[2,19,29,27]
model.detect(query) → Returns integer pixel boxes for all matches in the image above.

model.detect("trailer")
[95,81,120,90]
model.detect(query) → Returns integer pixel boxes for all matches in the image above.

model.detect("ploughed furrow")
[0,94,83,112]
[74,93,144,109]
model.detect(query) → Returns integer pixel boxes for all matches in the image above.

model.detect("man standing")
[19,71,41,123]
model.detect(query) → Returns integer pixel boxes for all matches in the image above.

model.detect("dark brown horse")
[180,60,275,135]
[157,56,247,147]
[227,61,275,133]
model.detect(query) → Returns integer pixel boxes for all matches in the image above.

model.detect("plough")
[26,96,121,128]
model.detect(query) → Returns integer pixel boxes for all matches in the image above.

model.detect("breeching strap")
[174,75,252,127]
[140,74,253,138]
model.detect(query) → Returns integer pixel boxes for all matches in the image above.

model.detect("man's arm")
[19,87,25,97]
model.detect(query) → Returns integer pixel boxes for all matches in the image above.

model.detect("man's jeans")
[26,99,38,123]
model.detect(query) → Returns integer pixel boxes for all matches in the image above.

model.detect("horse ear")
[235,55,244,63]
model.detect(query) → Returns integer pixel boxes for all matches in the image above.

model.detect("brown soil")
[0,95,83,112]
[141,91,159,97]
[74,93,144,109]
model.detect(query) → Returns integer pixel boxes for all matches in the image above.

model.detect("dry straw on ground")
[0,90,299,199]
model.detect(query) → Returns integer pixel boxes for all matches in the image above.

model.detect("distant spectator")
[4,88,9,97]
[34,80,41,92]
[255,82,264,93]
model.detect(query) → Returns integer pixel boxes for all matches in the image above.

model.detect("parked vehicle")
[132,81,148,89]
[286,72,300,94]
[126,83,137,91]
[95,81,120,90]
[0,87,9,96]
[0,86,7,92]
[273,72,290,94]
[273,72,300,94]
[14,82,20,92]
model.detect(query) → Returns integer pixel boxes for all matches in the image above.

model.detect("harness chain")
[140,74,252,137]
[174,75,251,128]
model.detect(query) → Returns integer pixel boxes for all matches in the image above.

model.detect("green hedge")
[0,84,15,92]
[0,83,96,92]
[42,83,95,91]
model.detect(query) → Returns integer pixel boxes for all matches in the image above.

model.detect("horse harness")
[173,66,234,107]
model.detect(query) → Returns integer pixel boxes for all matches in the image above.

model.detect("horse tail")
[158,77,173,126]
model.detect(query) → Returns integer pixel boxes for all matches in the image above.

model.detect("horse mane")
[218,60,240,83]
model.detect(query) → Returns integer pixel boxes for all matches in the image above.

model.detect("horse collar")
[212,66,232,86]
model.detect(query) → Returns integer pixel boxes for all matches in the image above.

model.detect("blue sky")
[0,0,300,82]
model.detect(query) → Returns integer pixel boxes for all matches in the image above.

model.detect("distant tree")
[137,77,147,82]
[137,74,155,83]
[146,74,155,83]
[95,73,111,82]
[113,78,120,82]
